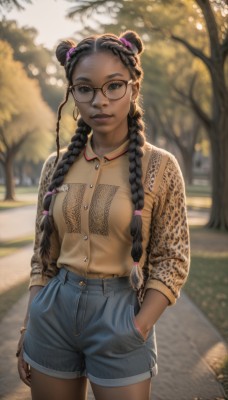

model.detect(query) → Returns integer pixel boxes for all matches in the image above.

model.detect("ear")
[131,81,139,101]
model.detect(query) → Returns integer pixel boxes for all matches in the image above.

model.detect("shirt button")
[84,205,88,210]
[90,184,93,188]
[83,257,88,262]
[83,235,88,240]
[95,163,99,170]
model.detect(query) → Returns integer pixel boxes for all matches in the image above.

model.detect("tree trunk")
[182,150,193,185]
[4,154,15,201]
[207,114,228,230]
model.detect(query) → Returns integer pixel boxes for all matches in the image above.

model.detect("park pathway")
[0,205,36,241]
[0,205,227,399]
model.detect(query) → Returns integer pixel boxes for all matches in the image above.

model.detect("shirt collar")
[84,134,129,161]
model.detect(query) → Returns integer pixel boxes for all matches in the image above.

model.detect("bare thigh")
[91,378,151,400]
[30,367,88,400]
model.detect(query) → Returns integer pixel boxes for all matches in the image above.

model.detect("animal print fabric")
[29,143,190,305]
[144,154,190,302]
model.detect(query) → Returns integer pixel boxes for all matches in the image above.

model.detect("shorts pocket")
[129,305,146,342]
[29,276,60,321]
[29,284,47,309]
[102,303,144,354]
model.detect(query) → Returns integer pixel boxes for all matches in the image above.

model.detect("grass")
[0,182,227,393]
[0,185,38,195]
[186,196,211,210]
[0,199,35,211]
[186,183,212,197]
[184,252,228,342]
[186,226,228,397]
[186,184,211,210]
[0,279,29,323]
[218,356,228,397]
[0,185,37,211]
[0,234,34,257]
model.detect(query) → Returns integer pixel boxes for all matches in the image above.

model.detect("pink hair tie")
[44,189,56,200]
[42,210,49,216]
[119,38,133,50]
[134,210,142,216]
[66,47,76,61]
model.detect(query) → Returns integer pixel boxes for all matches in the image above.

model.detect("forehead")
[71,51,130,83]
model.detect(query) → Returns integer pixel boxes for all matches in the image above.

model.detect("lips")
[91,113,112,119]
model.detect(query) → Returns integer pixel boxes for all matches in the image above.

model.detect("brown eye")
[76,85,93,94]
[106,81,124,91]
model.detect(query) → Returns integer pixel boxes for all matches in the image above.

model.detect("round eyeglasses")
[69,79,133,103]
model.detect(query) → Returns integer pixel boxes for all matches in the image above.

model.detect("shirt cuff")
[29,274,50,289]
[145,279,177,305]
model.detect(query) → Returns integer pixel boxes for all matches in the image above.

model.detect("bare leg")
[31,367,88,400]
[91,378,151,400]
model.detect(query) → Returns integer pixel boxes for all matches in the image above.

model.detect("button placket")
[80,158,103,273]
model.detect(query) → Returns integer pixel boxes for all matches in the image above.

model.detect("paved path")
[0,205,36,241]
[0,245,33,294]
[187,208,209,226]
[0,206,227,399]
[0,290,226,400]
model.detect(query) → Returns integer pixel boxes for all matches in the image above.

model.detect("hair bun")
[56,39,76,66]
[120,30,144,55]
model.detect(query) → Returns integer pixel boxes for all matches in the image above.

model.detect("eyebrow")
[74,73,124,82]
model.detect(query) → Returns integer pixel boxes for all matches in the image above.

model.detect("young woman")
[17,30,190,400]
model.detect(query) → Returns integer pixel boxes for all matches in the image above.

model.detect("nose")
[91,88,109,107]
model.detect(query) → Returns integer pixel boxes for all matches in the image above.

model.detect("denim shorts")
[23,267,158,387]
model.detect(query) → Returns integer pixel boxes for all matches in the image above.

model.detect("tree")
[0,40,55,200]
[0,0,31,14]
[171,1,228,230]
[0,19,65,113]
[141,41,205,184]
[66,0,228,230]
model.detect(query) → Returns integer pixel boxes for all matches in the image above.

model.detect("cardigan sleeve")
[145,153,190,305]
[29,154,60,288]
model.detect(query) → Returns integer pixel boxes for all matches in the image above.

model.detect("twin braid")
[40,118,91,270]
[40,31,146,290]
[128,110,145,289]
[100,39,145,288]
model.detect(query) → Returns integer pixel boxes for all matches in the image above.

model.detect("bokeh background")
[0,1,227,399]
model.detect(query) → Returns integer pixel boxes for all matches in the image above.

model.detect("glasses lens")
[72,84,94,102]
[103,80,127,100]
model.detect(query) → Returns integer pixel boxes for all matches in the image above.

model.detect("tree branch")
[189,75,212,129]
[0,152,6,163]
[0,128,9,150]
[11,132,30,155]
[221,31,228,62]
[66,0,118,19]
[195,0,221,61]
[170,34,212,71]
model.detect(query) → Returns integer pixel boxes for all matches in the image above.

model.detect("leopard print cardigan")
[29,142,190,305]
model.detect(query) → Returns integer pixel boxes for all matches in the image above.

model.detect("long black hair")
[40,30,146,290]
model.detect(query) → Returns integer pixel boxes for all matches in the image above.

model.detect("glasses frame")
[69,79,133,103]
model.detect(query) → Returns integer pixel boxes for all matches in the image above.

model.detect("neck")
[91,134,128,157]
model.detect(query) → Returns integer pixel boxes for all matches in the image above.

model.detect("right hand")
[17,331,31,387]
[16,285,43,386]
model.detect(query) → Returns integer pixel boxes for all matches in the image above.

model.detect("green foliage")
[0,279,29,322]
[185,253,228,342]
[0,40,55,162]
[0,234,34,257]
[0,0,31,14]
[0,19,65,112]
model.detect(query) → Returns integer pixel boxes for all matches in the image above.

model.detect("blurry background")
[0,1,227,399]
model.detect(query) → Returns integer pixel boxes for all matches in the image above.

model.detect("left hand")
[17,332,31,387]
[133,315,150,341]
[133,289,169,341]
